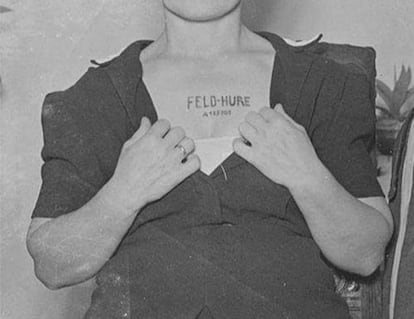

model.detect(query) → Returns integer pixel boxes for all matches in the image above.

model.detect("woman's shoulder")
[262,32,376,137]
[56,39,151,103]
[42,39,154,137]
[39,40,155,176]
[261,31,375,84]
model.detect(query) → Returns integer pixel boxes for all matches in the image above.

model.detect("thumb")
[274,104,299,126]
[274,103,288,116]
[130,117,151,142]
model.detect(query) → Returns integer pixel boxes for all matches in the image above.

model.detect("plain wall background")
[1,1,413,318]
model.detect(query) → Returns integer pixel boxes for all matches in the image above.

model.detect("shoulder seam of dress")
[98,40,153,129]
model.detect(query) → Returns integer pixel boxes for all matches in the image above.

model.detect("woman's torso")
[84,34,351,319]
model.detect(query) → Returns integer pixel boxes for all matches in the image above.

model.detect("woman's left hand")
[233,104,324,190]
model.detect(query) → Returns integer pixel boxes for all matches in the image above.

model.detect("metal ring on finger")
[176,144,188,158]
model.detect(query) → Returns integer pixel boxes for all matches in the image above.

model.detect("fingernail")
[276,104,284,112]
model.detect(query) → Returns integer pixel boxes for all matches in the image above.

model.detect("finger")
[178,137,195,155]
[232,137,254,163]
[172,137,195,160]
[245,111,267,130]
[180,153,201,176]
[274,104,304,130]
[274,104,292,121]
[128,117,151,143]
[149,119,171,138]
[238,122,259,145]
[259,107,278,122]
[164,126,186,147]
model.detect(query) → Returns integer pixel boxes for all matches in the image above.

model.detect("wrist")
[287,159,331,194]
[98,180,146,218]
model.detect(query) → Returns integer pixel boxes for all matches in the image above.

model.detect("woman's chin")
[163,0,242,22]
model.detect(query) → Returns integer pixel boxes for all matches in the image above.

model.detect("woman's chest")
[142,59,274,139]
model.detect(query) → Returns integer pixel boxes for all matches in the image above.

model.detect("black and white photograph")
[1,1,413,318]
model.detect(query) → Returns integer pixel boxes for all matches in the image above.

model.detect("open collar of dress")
[100,32,323,177]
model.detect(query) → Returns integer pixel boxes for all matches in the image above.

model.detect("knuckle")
[268,120,279,130]
[245,111,257,122]
[147,134,160,146]
[259,106,269,113]
[157,119,171,130]
[175,126,185,136]
[259,107,272,117]
[239,122,247,132]
[158,118,170,126]
[273,116,285,125]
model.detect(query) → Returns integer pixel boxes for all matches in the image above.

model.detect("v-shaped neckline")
[136,32,283,179]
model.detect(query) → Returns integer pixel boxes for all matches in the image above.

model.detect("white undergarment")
[150,97,237,175]
[194,136,236,175]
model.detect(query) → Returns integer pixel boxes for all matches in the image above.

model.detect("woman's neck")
[159,3,248,58]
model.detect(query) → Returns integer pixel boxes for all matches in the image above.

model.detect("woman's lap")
[85,221,350,319]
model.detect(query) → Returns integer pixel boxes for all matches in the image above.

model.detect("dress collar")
[101,32,320,176]
[102,32,318,128]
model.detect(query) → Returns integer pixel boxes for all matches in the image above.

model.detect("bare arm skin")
[288,169,392,276]
[26,188,141,290]
[234,105,393,276]
[27,118,200,289]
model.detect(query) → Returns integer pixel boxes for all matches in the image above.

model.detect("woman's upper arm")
[311,71,384,199]
[32,66,129,219]
[31,91,102,219]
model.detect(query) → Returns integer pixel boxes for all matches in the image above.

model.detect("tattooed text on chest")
[187,95,251,110]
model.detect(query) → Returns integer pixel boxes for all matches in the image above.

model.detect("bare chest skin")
[141,52,275,139]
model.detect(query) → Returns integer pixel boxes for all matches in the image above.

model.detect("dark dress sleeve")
[311,71,384,198]
[31,66,131,218]
[31,91,105,218]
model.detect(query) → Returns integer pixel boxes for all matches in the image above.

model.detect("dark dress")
[32,32,383,319]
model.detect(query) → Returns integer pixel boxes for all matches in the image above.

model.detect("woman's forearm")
[233,104,393,276]
[28,118,200,290]
[288,162,393,276]
[26,183,142,290]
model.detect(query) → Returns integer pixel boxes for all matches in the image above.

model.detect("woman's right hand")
[105,117,200,214]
